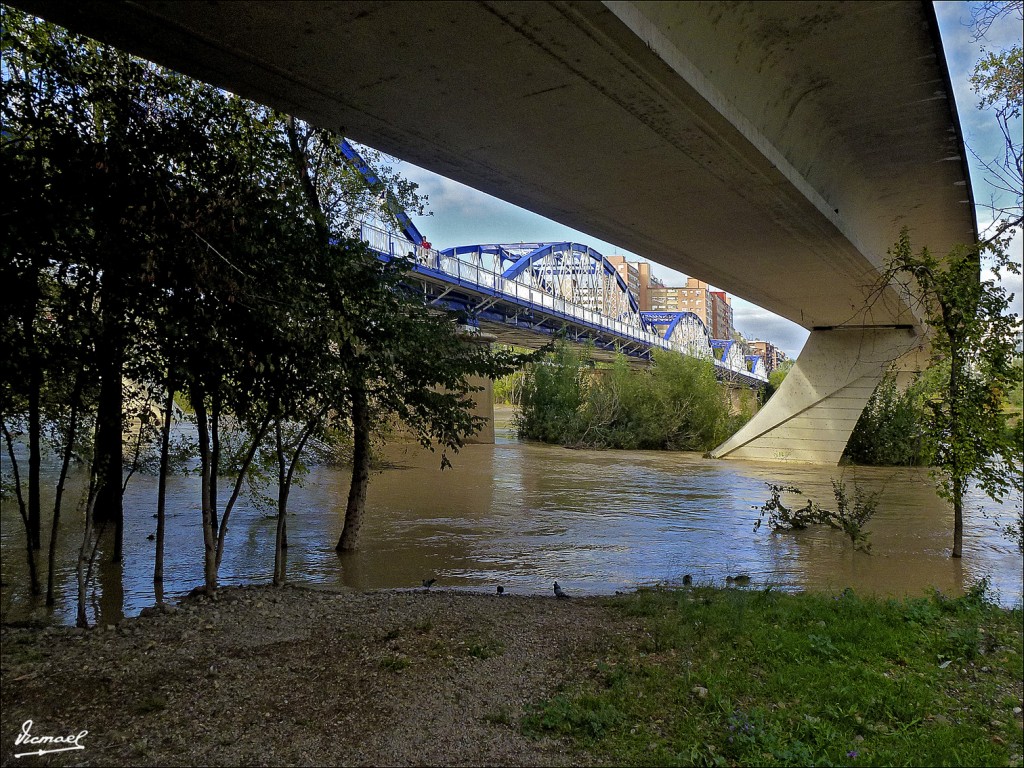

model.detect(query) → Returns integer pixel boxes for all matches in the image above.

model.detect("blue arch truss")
[439,242,643,329]
[353,223,768,383]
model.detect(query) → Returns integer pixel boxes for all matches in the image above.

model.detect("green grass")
[379,655,411,672]
[466,636,504,660]
[523,583,1024,766]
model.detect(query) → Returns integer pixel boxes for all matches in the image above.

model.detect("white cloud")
[732,300,810,358]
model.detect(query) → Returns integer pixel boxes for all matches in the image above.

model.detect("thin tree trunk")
[953,477,964,558]
[3,422,39,595]
[76,475,101,629]
[273,410,324,581]
[20,278,42,552]
[195,394,218,593]
[216,414,272,569]
[47,373,85,606]
[94,325,124,562]
[949,338,964,559]
[338,382,371,552]
[273,422,289,586]
[154,382,175,604]
[210,393,220,534]
[121,388,154,494]
[27,361,41,550]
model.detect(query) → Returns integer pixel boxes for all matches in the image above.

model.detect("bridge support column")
[725,383,761,418]
[462,331,498,445]
[710,327,920,465]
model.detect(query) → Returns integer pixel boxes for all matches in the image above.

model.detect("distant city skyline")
[381,2,1021,358]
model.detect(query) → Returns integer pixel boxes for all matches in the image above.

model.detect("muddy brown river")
[2,407,1021,625]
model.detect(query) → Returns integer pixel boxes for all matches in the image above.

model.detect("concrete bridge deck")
[14,1,977,462]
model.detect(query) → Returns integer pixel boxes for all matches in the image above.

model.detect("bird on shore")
[421,578,436,589]
[553,582,570,600]
[682,574,693,586]
[496,585,504,595]
[726,574,751,585]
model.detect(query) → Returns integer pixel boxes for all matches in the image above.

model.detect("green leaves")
[516,344,737,451]
[753,480,878,553]
[881,229,1023,555]
[844,371,933,466]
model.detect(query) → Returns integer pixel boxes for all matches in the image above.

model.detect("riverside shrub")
[516,345,739,451]
[843,371,934,466]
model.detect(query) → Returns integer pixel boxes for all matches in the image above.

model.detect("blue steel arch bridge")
[358,221,766,386]
[342,140,766,386]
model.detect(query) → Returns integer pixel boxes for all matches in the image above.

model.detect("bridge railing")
[357,221,766,381]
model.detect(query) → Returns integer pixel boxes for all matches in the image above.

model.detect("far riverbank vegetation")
[510,344,752,452]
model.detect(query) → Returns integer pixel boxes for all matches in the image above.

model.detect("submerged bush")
[754,479,879,553]
[516,344,742,451]
[515,343,589,445]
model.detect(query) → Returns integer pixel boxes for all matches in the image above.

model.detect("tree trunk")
[217,415,271,570]
[337,382,371,552]
[154,383,175,604]
[48,374,84,606]
[21,285,42,552]
[273,422,289,586]
[94,332,124,562]
[27,362,41,551]
[75,507,93,629]
[949,337,964,560]
[210,393,220,533]
[76,479,101,629]
[3,422,39,595]
[195,394,218,593]
[952,476,964,558]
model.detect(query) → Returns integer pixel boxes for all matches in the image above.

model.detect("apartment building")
[709,291,734,340]
[603,257,738,340]
[606,255,640,302]
[748,339,788,373]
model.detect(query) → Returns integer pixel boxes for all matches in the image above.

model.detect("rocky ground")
[1,586,617,767]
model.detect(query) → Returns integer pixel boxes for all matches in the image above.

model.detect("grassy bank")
[525,584,1023,766]
[2,585,1020,766]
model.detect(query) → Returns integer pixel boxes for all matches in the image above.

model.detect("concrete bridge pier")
[724,382,761,418]
[710,327,922,465]
[462,331,498,445]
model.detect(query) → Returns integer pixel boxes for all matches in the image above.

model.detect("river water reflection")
[2,408,1021,625]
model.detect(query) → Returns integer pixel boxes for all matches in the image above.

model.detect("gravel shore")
[1,586,615,767]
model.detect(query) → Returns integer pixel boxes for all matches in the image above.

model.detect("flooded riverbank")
[2,405,1021,625]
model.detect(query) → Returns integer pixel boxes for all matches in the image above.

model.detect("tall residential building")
[709,291,734,340]
[748,340,788,373]
[636,262,653,311]
[647,277,736,338]
[606,255,640,303]
[603,257,737,340]
[648,283,689,312]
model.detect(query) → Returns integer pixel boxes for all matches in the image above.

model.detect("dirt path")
[2,586,614,766]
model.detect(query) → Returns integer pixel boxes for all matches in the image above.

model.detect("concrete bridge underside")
[17,1,976,463]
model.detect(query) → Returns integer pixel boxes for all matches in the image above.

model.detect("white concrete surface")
[711,327,922,463]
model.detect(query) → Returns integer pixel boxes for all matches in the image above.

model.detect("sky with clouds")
[375,2,1022,358]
